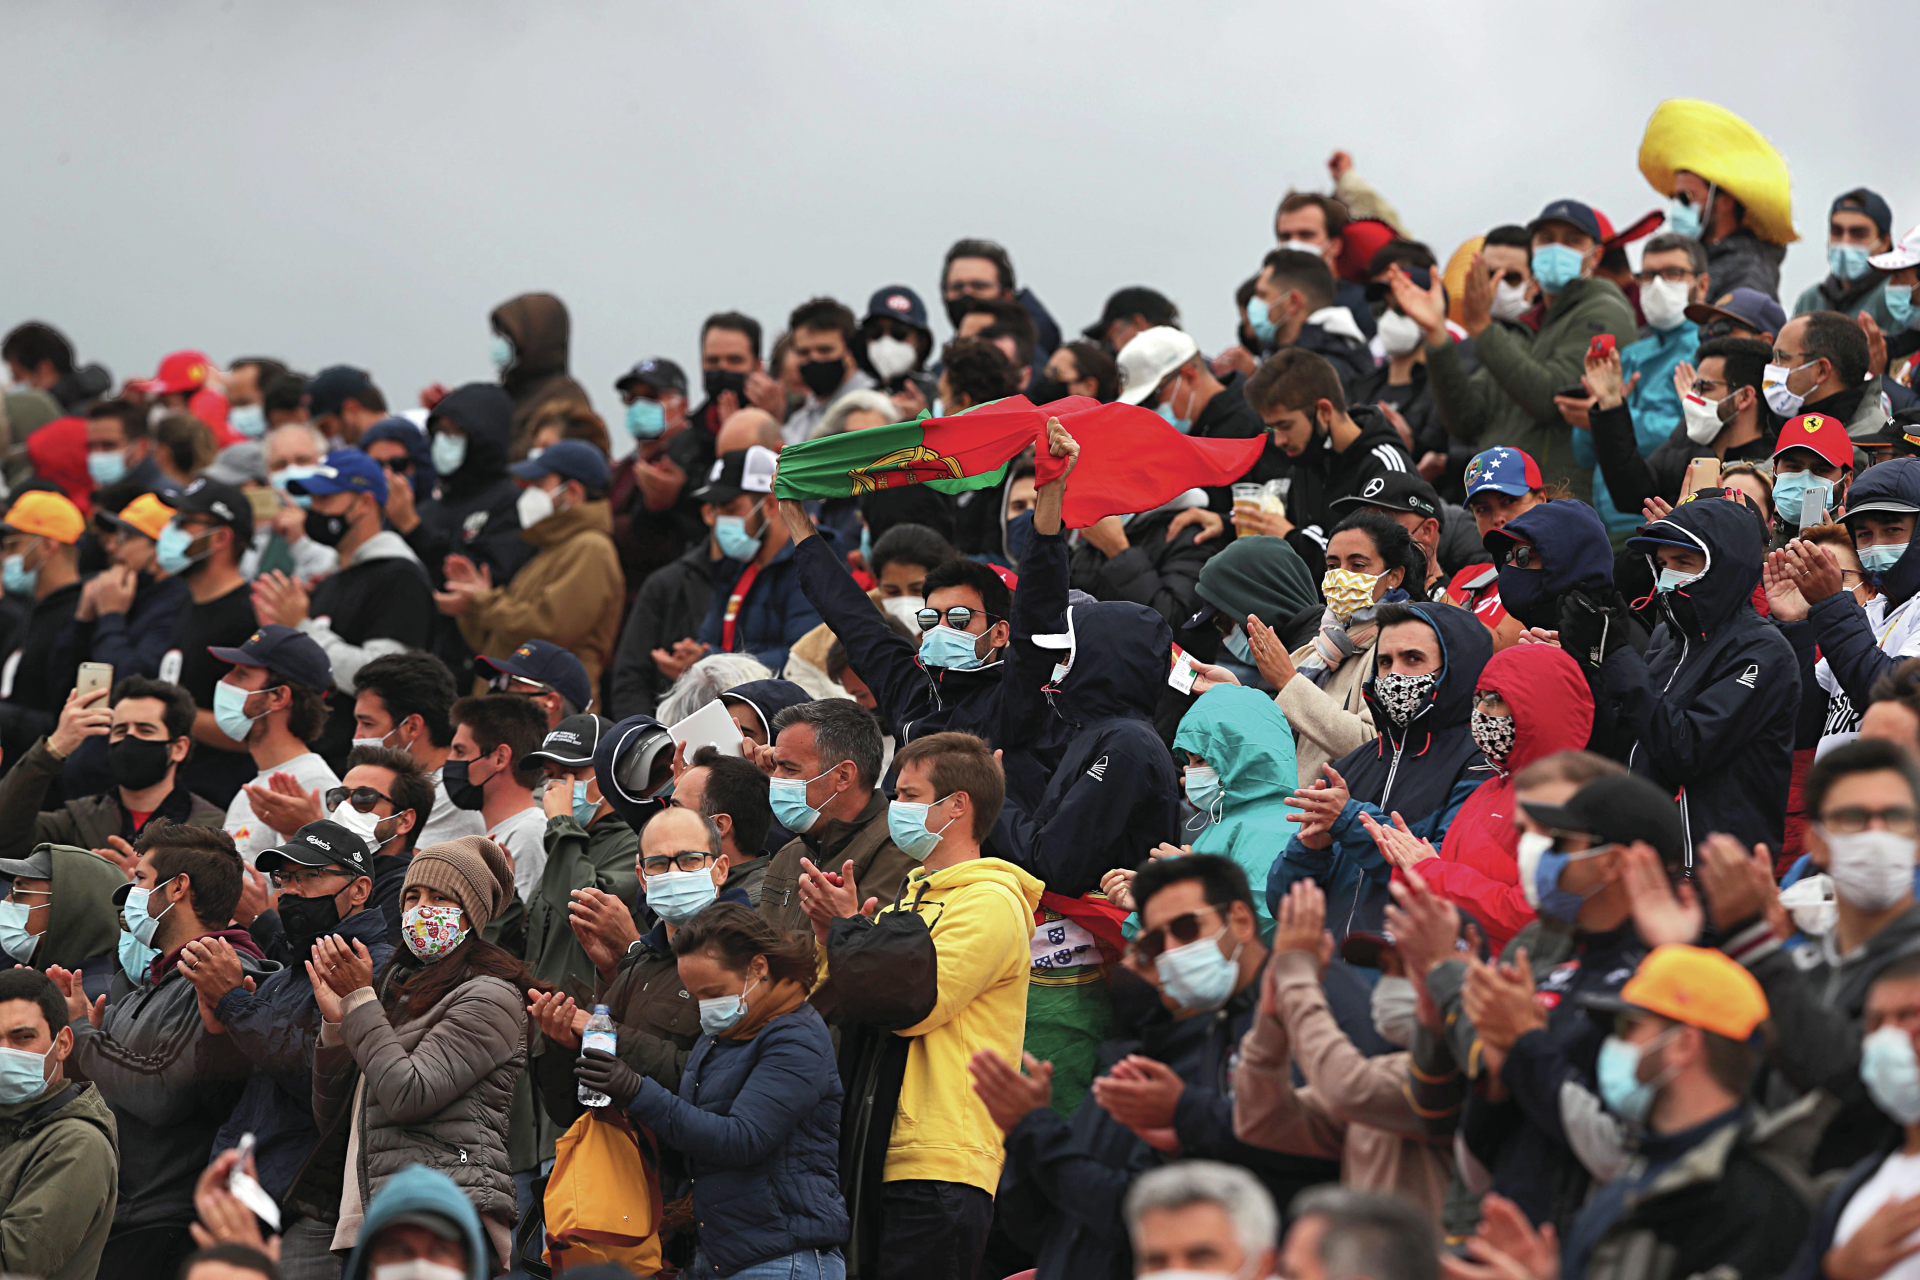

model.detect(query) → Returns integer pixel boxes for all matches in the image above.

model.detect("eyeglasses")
[1634,266,1696,285]
[1702,320,1736,340]
[1472,691,1507,710]
[1689,378,1730,396]
[1133,908,1222,961]
[1771,350,1813,367]
[325,785,393,813]
[1500,543,1542,569]
[641,852,715,875]
[488,674,554,699]
[271,866,352,891]
[1819,806,1920,835]
[916,606,1001,633]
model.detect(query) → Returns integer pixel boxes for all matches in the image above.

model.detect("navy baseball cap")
[864,285,930,332]
[615,357,688,396]
[1527,199,1602,243]
[1685,287,1788,337]
[478,639,593,712]
[527,714,613,768]
[305,365,378,418]
[510,439,609,491]
[1463,447,1544,500]
[1834,188,1893,240]
[208,624,334,692]
[287,449,389,507]
[255,819,374,879]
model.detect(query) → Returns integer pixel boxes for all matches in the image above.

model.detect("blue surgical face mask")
[0,1041,54,1105]
[1155,929,1241,1012]
[888,796,957,862]
[123,875,178,946]
[88,450,129,486]
[919,624,987,671]
[859,524,873,566]
[1516,831,1612,923]
[1155,400,1191,434]
[1531,244,1585,295]
[228,404,267,439]
[1861,542,1909,574]
[1862,1025,1920,1124]
[571,779,598,825]
[1888,284,1916,331]
[713,514,762,562]
[155,524,198,575]
[1183,766,1223,820]
[1,554,36,598]
[1245,297,1278,346]
[1770,471,1832,526]
[1655,566,1703,594]
[0,898,39,962]
[119,928,159,982]
[1222,628,1253,664]
[430,432,468,476]
[1829,244,1873,283]
[213,681,266,744]
[1597,1030,1676,1123]
[491,334,514,372]
[699,976,759,1036]
[626,399,667,439]
[644,866,718,924]
[1666,196,1703,240]
[769,767,836,834]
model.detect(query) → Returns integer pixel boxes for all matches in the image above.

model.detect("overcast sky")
[6,1,1914,422]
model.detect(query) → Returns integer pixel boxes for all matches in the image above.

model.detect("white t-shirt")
[486,805,550,902]
[1816,594,1920,758]
[226,752,342,867]
[416,772,486,849]
[1835,1150,1920,1280]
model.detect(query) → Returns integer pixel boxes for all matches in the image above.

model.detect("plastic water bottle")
[578,1005,617,1107]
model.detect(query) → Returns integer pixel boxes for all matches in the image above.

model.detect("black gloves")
[574,1047,644,1110]
[1558,590,1632,671]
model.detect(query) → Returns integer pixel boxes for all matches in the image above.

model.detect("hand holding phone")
[1588,334,1616,360]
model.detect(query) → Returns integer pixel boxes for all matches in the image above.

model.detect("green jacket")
[0,1079,118,1280]
[1172,684,1299,940]
[1426,277,1639,502]
[510,809,640,1173]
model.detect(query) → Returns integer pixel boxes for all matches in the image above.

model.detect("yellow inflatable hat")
[1638,98,1797,246]
[1443,236,1484,325]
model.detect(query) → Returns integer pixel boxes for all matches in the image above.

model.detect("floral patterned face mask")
[400,902,469,962]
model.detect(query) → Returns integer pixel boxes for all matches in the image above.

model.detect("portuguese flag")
[771,394,1266,527]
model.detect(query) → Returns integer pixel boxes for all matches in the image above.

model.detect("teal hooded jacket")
[1172,684,1298,940]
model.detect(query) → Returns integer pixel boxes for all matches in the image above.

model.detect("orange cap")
[0,491,85,545]
[106,492,177,541]
[1617,944,1769,1041]
[1774,412,1855,471]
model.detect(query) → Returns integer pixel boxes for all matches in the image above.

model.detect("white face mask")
[1763,362,1810,418]
[372,1262,468,1280]
[866,335,918,382]
[1490,278,1532,322]
[880,595,924,629]
[516,482,558,530]
[1778,873,1838,938]
[1370,975,1418,1047]
[1376,309,1424,357]
[1680,392,1729,445]
[1640,276,1692,332]
[1823,829,1917,913]
[1277,238,1324,257]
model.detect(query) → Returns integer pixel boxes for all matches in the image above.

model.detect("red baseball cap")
[1774,412,1854,471]
[136,350,214,396]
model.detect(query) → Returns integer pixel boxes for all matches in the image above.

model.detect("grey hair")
[1289,1186,1439,1280]
[265,421,329,461]
[1124,1161,1278,1265]
[813,389,899,440]
[656,653,774,725]
[1643,231,1709,276]
[769,699,884,789]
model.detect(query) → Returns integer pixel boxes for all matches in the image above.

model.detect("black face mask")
[943,296,975,328]
[1027,374,1070,405]
[703,369,749,405]
[108,736,175,791]
[279,889,344,959]
[799,359,847,398]
[304,507,351,547]
[442,757,487,811]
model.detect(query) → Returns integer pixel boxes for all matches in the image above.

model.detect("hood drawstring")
[1415,731,1432,757]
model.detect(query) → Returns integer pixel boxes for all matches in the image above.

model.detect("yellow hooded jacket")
[883,855,1043,1193]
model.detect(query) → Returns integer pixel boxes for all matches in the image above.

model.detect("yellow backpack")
[542,1106,665,1275]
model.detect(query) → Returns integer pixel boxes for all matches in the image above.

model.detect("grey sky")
[6,1,1914,421]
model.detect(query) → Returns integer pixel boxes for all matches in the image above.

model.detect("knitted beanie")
[402,836,516,932]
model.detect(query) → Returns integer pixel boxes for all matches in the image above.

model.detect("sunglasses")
[1500,542,1542,569]
[641,851,714,876]
[1133,908,1222,961]
[916,606,1002,633]
[325,785,393,813]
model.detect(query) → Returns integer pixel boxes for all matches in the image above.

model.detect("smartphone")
[228,1132,281,1230]
[1682,456,1720,497]
[75,662,113,701]
[1588,334,1616,360]
[1554,385,1589,402]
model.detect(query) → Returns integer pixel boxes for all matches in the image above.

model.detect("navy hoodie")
[1790,458,1920,711]
[1602,498,1798,855]
[408,383,535,586]
[1270,600,1492,938]
[358,415,437,501]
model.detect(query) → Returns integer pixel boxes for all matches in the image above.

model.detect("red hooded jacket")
[1400,643,1593,950]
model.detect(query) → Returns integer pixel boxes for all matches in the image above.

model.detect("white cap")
[1116,326,1200,405]
[1870,223,1920,272]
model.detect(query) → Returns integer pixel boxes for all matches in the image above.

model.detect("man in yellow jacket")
[435,439,623,694]
[800,729,1040,1280]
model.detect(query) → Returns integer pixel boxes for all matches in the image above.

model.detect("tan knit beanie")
[402,836,516,932]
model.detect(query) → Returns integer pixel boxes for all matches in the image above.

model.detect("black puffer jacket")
[1068,505,1221,627]
[410,383,536,587]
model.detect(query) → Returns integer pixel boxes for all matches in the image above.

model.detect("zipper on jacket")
[1628,634,1690,776]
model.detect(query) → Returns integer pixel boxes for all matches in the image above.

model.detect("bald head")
[642,805,721,860]
[716,408,782,454]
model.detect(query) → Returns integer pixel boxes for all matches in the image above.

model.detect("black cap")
[478,639,593,712]
[614,357,688,396]
[208,623,334,692]
[864,286,930,333]
[692,445,778,504]
[1519,773,1685,868]
[1083,286,1178,340]
[1331,472,1442,520]
[1526,198,1602,243]
[305,365,378,418]
[172,476,255,545]
[1364,267,1432,302]
[255,819,374,879]
[526,714,612,768]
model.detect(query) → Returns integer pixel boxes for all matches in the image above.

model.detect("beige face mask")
[1321,568,1380,625]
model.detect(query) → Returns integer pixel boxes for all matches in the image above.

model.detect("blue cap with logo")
[509,439,609,491]
[1463,448,1545,500]
[286,449,389,507]
[1526,198,1602,243]
[478,639,593,712]
[207,623,334,692]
